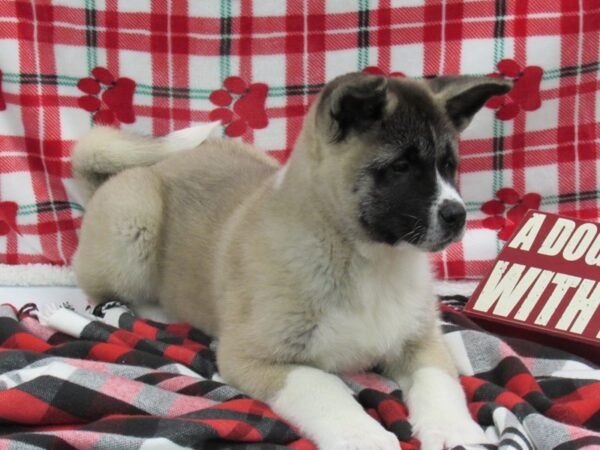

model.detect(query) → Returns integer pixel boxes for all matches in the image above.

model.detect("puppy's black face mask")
[355,86,461,251]
[318,73,511,251]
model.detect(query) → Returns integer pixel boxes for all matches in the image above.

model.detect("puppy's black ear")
[429,76,512,132]
[319,73,390,142]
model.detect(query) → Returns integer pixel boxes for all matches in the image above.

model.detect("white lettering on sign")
[563,224,597,262]
[536,218,600,265]
[555,279,600,334]
[585,233,600,267]
[514,269,555,322]
[473,261,541,317]
[538,218,576,256]
[534,273,581,326]
[508,212,546,251]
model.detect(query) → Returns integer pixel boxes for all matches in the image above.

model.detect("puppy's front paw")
[319,417,399,450]
[414,415,489,450]
[405,367,491,450]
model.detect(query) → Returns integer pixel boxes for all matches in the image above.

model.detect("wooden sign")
[464,210,600,364]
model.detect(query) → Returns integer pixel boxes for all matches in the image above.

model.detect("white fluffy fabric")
[0,264,77,286]
[0,263,479,319]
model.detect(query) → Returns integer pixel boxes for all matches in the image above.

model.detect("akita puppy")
[73,72,510,449]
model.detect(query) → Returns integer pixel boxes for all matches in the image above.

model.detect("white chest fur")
[308,244,435,373]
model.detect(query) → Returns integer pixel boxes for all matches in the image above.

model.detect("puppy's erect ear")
[429,76,512,132]
[319,73,391,142]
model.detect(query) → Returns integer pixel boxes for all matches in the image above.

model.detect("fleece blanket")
[0,299,599,450]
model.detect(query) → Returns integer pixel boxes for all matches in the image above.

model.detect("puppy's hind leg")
[73,167,164,308]
[217,338,399,450]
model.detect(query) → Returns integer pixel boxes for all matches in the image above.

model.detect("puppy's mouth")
[420,236,454,252]
[417,226,465,252]
[359,214,426,247]
[358,211,465,251]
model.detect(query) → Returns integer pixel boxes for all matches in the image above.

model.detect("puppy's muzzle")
[438,200,466,233]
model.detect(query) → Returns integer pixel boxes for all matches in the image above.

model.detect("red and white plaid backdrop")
[0,0,598,279]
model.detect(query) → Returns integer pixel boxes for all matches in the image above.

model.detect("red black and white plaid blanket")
[1,299,599,450]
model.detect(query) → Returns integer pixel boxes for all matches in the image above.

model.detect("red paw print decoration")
[209,77,268,137]
[0,201,18,236]
[362,66,406,78]
[486,59,543,120]
[77,67,136,125]
[482,188,542,240]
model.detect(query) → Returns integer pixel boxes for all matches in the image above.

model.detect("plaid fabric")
[0,1,598,278]
[1,300,599,449]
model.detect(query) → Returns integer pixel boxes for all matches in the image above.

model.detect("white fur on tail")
[72,123,219,203]
[163,122,220,153]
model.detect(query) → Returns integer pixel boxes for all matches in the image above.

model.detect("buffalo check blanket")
[0,299,599,450]
[0,1,599,279]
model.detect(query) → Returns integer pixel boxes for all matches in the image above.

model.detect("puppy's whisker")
[396,213,420,222]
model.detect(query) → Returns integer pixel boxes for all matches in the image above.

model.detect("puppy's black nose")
[438,200,466,229]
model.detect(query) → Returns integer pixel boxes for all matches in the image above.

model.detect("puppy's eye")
[390,160,409,173]
[443,144,457,173]
[442,158,456,173]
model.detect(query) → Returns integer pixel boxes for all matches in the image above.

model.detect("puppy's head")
[309,72,511,252]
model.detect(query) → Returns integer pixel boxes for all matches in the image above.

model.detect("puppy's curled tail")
[72,126,172,204]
